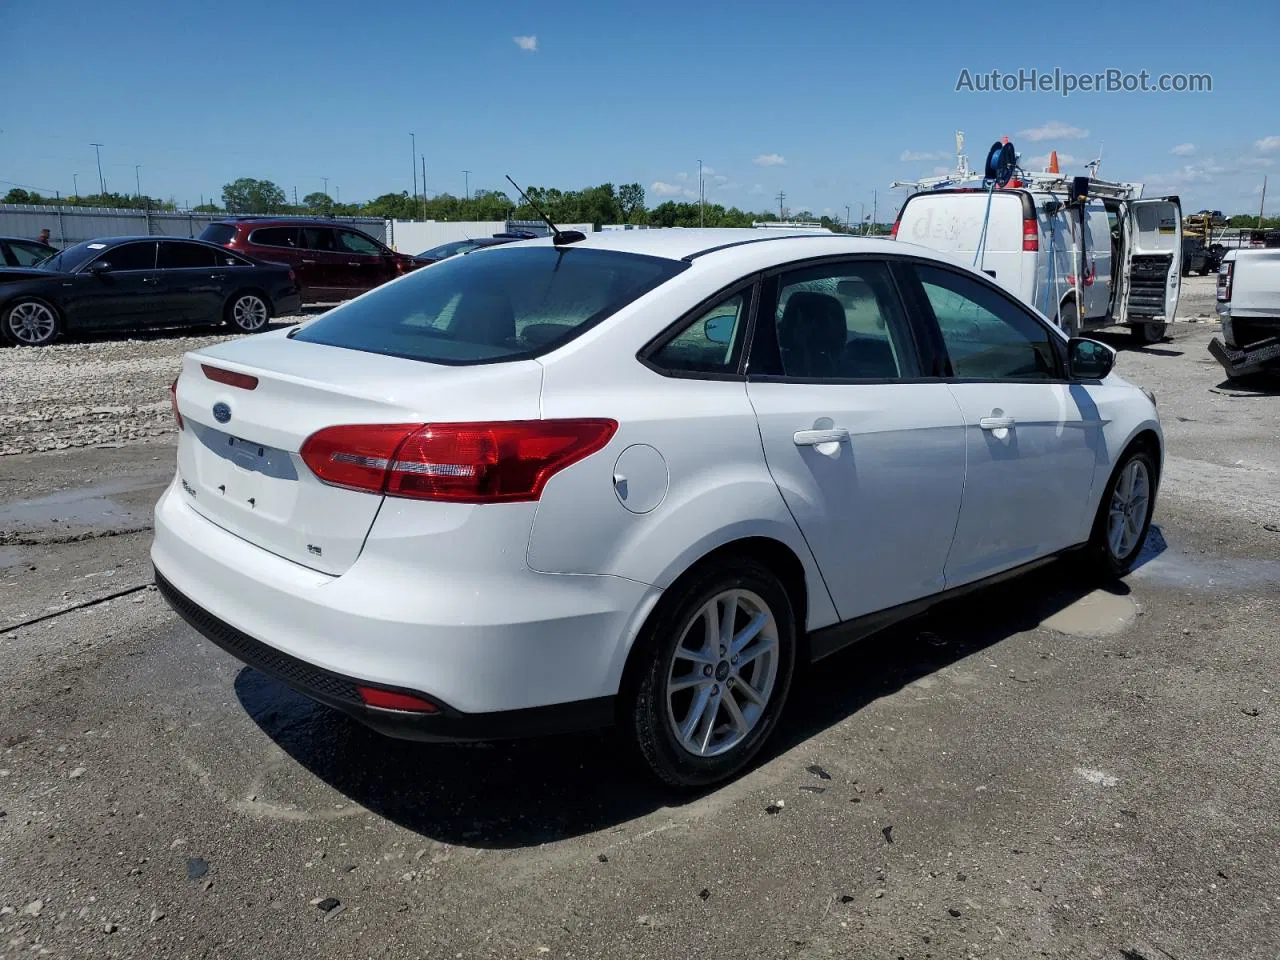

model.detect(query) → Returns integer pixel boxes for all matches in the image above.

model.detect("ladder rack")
[891,169,1143,201]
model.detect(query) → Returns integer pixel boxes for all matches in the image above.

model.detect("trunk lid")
[173,330,543,575]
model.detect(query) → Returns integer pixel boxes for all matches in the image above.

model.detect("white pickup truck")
[1210,248,1280,378]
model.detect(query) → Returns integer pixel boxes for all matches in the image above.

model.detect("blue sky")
[3,0,1277,218]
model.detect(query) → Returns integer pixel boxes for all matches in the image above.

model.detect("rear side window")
[248,227,298,248]
[293,246,686,364]
[198,224,236,246]
[299,227,338,251]
[648,290,751,376]
[158,242,216,269]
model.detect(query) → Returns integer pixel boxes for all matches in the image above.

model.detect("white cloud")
[676,172,689,181]
[900,150,940,162]
[1240,156,1275,169]
[1026,152,1077,169]
[1171,143,1197,157]
[1017,121,1089,142]
[753,153,786,167]
[650,181,685,198]
[512,35,537,52]
[1255,136,1280,153]
[700,165,715,177]
[713,174,728,184]
[748,183,765,195]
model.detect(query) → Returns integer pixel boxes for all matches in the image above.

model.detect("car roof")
[499,228,891,263]
[217,217,374,228]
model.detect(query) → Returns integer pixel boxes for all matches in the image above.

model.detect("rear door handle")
[793,428,850,446]
[301,259,317,264]
[142,276,160,285]
[210,273,227,280]
[346,261,361,266]
[979,416,1016,430]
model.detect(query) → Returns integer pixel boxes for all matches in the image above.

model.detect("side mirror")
[1068,337,1115,380]
[703,314,736,345]
[88,260,111,274]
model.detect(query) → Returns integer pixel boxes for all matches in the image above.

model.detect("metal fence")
[0,204,388,248]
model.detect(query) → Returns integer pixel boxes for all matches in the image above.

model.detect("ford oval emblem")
[212,402,231,424]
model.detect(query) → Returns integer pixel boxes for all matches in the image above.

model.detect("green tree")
[222,178,287,214]
[192,202,221,213]
[4,188,40,204]
[303,191,334,216]
[618,183,645,223]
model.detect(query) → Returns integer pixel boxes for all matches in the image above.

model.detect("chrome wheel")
[7,301,57,345]
[1108,458,1151,560]
[232,294,268,331]
[665,589,779,758]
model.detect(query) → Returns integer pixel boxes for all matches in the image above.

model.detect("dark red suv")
[199,218,426,303]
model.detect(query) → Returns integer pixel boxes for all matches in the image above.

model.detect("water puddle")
[1129,528,1280,591]
[0,478,158,534]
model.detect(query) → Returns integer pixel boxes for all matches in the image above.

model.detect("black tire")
[624,556,797,788]
[1083,446,1158,579]
[2,297,61,347]
[1130,321,1167,344]
[225,290,272,333]
[1056,300,1081,338]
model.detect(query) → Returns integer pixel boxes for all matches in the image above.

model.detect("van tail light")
[300,420,618,503]
[1022,216,1039,251]
[170,376,184,430]
[1217,261,1233,301]
[201,363,259,390]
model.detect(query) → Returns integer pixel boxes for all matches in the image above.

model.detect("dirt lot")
[2,282,1278,959]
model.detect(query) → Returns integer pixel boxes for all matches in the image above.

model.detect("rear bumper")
[151,478,661,724]
[1209,335,1280,378]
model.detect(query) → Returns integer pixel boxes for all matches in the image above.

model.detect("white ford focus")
[153,229,1161,786]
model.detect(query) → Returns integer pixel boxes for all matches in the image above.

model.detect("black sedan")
[1,236,58,267]
[0,237,301,347]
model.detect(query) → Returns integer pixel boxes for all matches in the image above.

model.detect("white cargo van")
[891,178,1182,343]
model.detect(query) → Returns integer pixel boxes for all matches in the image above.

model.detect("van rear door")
[1117,197,1182,323]
[895,191,1032,302]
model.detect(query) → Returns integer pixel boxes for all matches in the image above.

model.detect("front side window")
[293,246,686,364]
[770,260,911,380]
[649,290,751,375]
[915,264,1059,380]
[94,242,156,272]
[338,230,382,256]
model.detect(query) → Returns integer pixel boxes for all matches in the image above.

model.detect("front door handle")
[301,259,317,264]
[210,273,227,280]
[142,276,160,285]
[979,416,1016,431]
[793,428,850,447]
[346,261,361,266]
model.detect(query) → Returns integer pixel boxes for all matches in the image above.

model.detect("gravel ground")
[2,283,1278,960]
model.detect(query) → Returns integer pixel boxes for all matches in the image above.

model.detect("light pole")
[90,143,105,196]
[845,204,852,234]
[859,202,866,235]
[73,174,79,199]
[322,177,329,198]
[463,170,470,201]
[411,132,417,206]
[698,159,704,228]
[135,164,141,199]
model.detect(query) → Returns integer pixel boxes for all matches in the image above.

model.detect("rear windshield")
[198,224,236,245]
[292,246,686,364]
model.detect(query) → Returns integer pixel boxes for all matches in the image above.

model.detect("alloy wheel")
[7,301,57,345]
[665,589,779,758]
[233,295,268,331]
[1108,458,1151,560]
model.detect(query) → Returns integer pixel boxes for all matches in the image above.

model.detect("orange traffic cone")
[1048,150,1060,174]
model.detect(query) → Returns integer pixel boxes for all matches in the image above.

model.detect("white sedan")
[153,229,1161,786]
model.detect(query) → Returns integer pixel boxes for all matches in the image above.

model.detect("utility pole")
[463,170,470,201]
[90,143,105,196]
[421,157,427,221]
[411,132,417,205]
[73,173,79,199]
[859,202,866,235]
[871,190,877,235]
[776,190,786,221]
[135,164,141,199]
[698,159,704,228]
[1260,175,1268,225]
[336,186,340,205]
[322,177,329,198]
[293,186,299,207]
[845,204,851,234]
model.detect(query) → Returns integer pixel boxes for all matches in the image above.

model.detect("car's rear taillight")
[170,376,183,430]
[300,420,617,503]
[356,685,439,713]
[288,268,297,285]
[890,218,900,239]
[1022,216,1039,252]
[202,363,259,390]
[1217,261,1233,301]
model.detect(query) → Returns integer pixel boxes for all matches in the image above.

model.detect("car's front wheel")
[226,291,271,333]
[3,298,60,347]
[1130,321,1167,344]
[625,557,796,788]
[1086,446,1158,579]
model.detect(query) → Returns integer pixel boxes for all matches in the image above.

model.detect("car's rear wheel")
[3,298,60,347]
[1130,321,1167,344]
[625,557,796,787]
[1085,446,1158,579]
[1056,300,1080,338]
[226,292,271,333]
